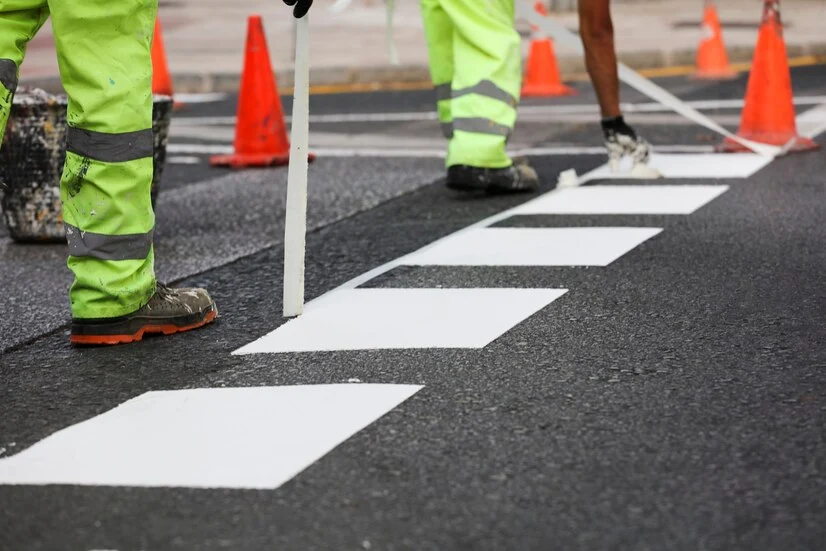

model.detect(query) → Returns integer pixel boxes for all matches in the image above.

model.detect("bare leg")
[578,0,620,118]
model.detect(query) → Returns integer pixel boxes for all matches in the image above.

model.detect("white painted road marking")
[235,150,771,353]
[172,92,229,103]
[167,155,202,164]
[0,385,421,489]
[399,227,662,267]
[298,154,736,304]
[234,288,567,354]
[166,144,715,158]
[582,153,772,180]
[796,103,826,139]
[171,95,826,126]
[511,185,729,215]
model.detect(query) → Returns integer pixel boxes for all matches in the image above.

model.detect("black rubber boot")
[446,161,540,194]
[70,283,218,345]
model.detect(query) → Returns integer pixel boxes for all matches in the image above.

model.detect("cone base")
[210,152,317,168]
[521,84,577,98]
[717,134,821,154]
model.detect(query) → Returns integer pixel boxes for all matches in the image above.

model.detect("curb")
[19,43,826,95]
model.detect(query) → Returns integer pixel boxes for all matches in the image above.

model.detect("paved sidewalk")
[16,0,826,91]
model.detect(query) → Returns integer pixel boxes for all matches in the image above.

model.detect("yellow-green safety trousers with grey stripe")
[0,0,157,319]
[420,0,521,169]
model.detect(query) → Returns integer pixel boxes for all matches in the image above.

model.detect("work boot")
[446,161,540,194]
[70,283,218,345]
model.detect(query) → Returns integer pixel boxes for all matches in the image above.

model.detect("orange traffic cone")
[151,18,182,107]
[719,0,819,153]
[694,1,736,79]
[521,2,576,98]
[210,15,315,168]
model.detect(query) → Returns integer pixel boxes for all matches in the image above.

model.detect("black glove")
[601,115,651,167]
[283,0,313,18]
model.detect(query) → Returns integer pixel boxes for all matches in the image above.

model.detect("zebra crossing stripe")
[0,385,422,489]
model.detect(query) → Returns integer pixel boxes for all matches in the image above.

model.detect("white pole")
[283,15,311,317]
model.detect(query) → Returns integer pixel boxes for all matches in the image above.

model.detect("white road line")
[234,288,567,354]
[170,116,236,125]
[0,385,421,489]
[399,227,663,267]
[166,144,714,158]
[173,92,229,103]
[510,185,730,215]
[298,151,747,313]
[796,103,826,139]
[167,155,202,164]
[172,96,826,126]
[582,153,772,180]
[168,144,233,155]
[233,149,774,354]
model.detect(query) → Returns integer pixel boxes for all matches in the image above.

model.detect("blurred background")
[18,0,826,93]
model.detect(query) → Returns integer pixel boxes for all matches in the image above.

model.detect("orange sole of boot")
[70,309,218,346]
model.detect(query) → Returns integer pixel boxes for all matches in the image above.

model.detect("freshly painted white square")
[400,227,662,267]
[585,153,771,179]
[511,185,729,215]
[234,288,567,354]
[0,384,422,489]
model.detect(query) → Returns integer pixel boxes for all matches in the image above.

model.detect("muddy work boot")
[446,161,540,194]
[70,284,218,345]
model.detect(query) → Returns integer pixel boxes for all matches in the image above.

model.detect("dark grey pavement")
[0,66,825,550]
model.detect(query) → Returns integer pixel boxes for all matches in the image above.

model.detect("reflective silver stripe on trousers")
[67,127,153,163]
[452,117,511,138]
[65,224,154,261]
[441,122,454,139]
[434,83,451,102]
[0,59,18,93]
[452,80,517,108]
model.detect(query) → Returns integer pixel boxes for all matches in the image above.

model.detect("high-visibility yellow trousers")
[420,0,521,169]
[0,0,157,319]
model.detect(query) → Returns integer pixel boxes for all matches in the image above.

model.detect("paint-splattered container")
[0,88,173,242]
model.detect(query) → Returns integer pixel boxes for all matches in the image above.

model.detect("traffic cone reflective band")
[694,1,736,79]
[719,0,819,153]
[521,2,576,98]
[211,15,315,168]
[151,18,182,107]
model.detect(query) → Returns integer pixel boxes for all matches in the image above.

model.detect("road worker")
[420,0,650,192]
[0,1,310,345]
[579,0,651,167]
[0,1,216,346]
[420,0,540,194]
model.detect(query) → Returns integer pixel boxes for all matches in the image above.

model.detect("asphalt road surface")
[1,65,825,551]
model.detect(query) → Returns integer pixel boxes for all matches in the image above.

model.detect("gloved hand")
[601,115,651,169]
[283,0,313,18]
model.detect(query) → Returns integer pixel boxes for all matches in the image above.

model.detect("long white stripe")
[167,144,233,154]
[173,92,229,103]
[167,155,202,165]
[166,143,714,158]
[172,96,826,127]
